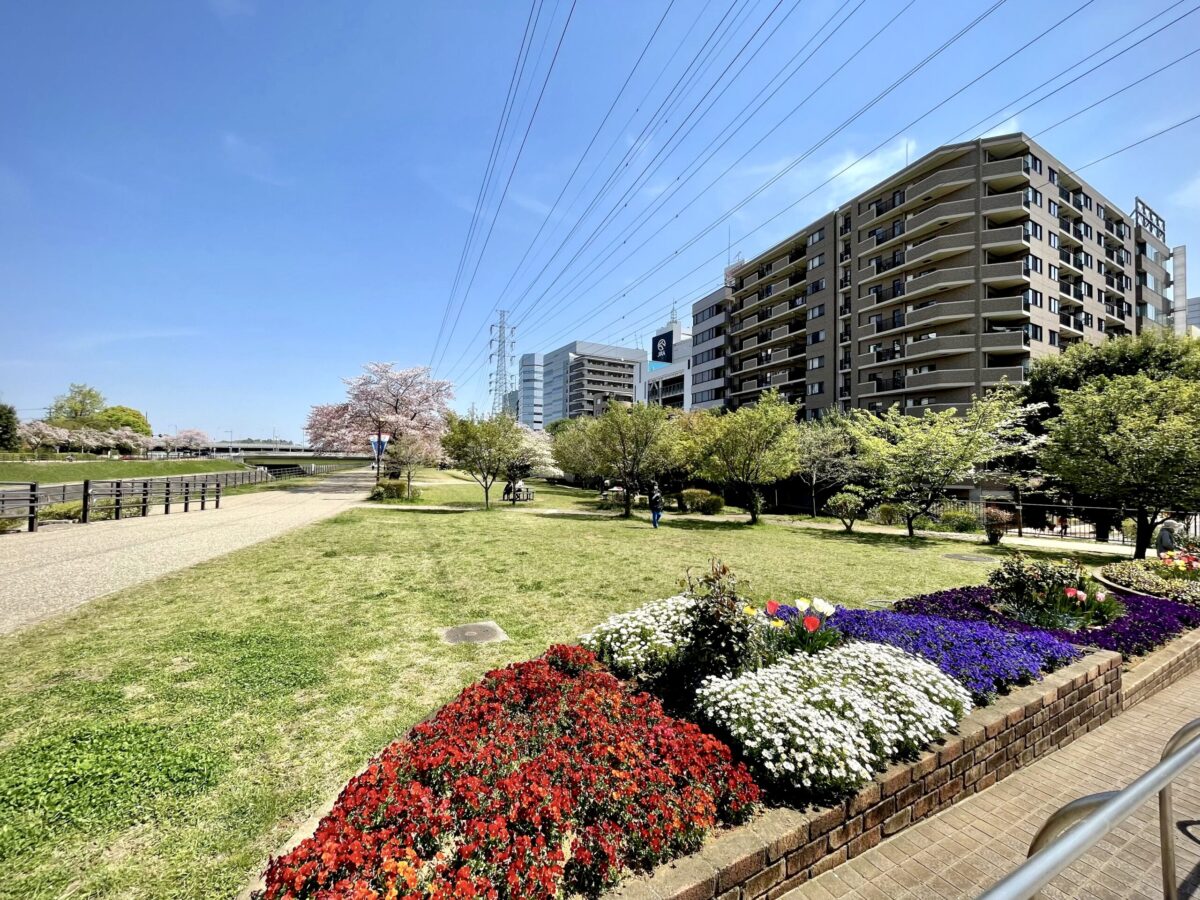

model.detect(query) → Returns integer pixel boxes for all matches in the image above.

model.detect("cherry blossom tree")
[18,421,68,453]
[305,364,453,480]
[381,431,441,500]
[176,429,209,452]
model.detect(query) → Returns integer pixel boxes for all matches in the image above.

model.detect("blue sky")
[2,0,1198,441]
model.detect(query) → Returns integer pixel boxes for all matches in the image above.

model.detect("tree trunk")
[906,514,916,538]
[810,489,817,519]
[406,472,413,501]
[623,489,632,519]
[1134,507,1153,560]
[748,488,761,525]
[484,483,490,510]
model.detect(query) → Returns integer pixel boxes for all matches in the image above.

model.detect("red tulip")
[1064,587,1078,599]
[803,615,820,632]
[765,600,780,616]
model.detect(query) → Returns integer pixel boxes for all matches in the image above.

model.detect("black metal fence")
[0,464,349,533]
[930,499,1200,545]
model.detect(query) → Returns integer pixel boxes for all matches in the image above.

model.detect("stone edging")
[1092,569,1174,604]
[604,650,1122,900]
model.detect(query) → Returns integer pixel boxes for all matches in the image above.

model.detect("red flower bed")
[260,645,759,899]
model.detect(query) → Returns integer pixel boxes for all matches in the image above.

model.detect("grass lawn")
[0,505,1110,899]
[0,460,245,485]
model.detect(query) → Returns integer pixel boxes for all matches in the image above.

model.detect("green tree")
[382,432,440,500]
[696,390,801,524]
[589,403,679,518]
[549,418,603,486]
[440,413,524,510]
[1023,331,1200,428]
[793,413,857,518]
[1040,375,1200,559]
[848,389,1032,537]
[0,404,18,452]
[95,405,152,436]
[48,383,106,425]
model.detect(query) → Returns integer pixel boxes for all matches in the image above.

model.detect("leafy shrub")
[1101,560,1200,605]
[825,489,866,532]
[368,480,420,501]
[895,585,1200,658]
[871,503,901,526]
[831,608,1079,702]
[260,646,759,899]
[697,494,725,515]
[38,502,83,522]
[983,507,1014,545]
[912,515,935,531]
[937,509,981,533]
[696,643,971,797]
[0,516,21,534]
[679,488,712,513]
[986,554,1121,629]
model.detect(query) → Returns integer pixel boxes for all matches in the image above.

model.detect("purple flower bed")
[894,586,1200,658]
[831,608,1080,702]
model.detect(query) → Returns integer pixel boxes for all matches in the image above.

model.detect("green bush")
[990,554,1122,628]
[912,515,935,531]
[825,490,866,532]
[937,509,981,533]
[697,494,725,515]
[38,502,83,522]
[871,503,901,526]
[1101,560,1200,605]
[0,516,22,534]
[368,480,420,501]
[680,488,713,513]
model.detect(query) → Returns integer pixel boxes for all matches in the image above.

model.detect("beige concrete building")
[719,132,1178,416]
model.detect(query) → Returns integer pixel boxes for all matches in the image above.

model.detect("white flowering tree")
[381,431,441,500]
[305,363,452,481]
[18,421,68,453]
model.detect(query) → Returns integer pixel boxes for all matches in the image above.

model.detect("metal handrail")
[978,718,1200,899]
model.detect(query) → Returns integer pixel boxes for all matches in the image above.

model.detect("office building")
[645,315,693,410]
[690,286,731,409]
[517,341,647,429]
[715,132,1179,417]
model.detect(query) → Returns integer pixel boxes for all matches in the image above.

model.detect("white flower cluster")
[791,597,836,617]
[696,643,972,794]
[581,595,698,679]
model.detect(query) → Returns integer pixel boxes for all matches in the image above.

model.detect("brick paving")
[791,668,1200,899]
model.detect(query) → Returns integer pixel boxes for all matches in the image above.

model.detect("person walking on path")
[649,482,664,529]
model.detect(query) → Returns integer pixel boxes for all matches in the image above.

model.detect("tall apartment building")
[718,132,1178,417]
[690,286,731,409]
[517,341,647,429]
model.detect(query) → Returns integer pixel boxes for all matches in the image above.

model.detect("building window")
[808,304,825,319]
[807,330,826,345]
[808,278,827,295]
[694,324,724,343]
[1029,221,1043,240]
[1049,233,1058,249]
[694,303,722,324]
[1025,288,1043,307]
[807,228,825,246]
[1083,312,1094,327]
[1024,187,1042,207]
[1049,330,1059,346]
[807,382,824,396]
[1049,264,1059,281]
[1029,323,1044,341]
[1049,296,1059,313]
[1026,153,1042,173]
[1049,167,1057,184]
[808,355,824,370]
[1048,200,1059,217]
[809,253,824,268]
[1027,255,1043,274]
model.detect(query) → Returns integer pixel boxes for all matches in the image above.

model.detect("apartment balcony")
[1104,302,1128,326]
[980,329,1030,351]
[1058,249,1084,275]
[980,224,1030,252]
[981,365,1029,385]
[1104,247,1126,270]
[903,333,976,361]
[1058,280,1084,302]
[1057,220,1083,247]
[903,402,963,416]
[980,260,1028,288]
[895,198,976,246]
[1059,313,1084,335]
[904,266,975,300]
[863,282,906,306]
[864,374,906,395]
[982,295,1031,320]
[905,298,976,330]
[905,368,976,390]
[980,156,1030,188]
[979,191,1028,223]
[1105,274,1126,296]
[905,231,974,266]
[871,312,907,335]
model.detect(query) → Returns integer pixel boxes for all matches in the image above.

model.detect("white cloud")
[221,132,292,186]
[981,116,1020,139]
[822,138,919,203]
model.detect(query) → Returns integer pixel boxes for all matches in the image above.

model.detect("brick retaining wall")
[1123,627,1200,710]
[607,650,1123,900]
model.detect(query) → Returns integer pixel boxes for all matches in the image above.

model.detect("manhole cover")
[440,621,509,645]
[943,553,995,563]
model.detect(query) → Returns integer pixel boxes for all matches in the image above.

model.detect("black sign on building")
[652,331,673,363]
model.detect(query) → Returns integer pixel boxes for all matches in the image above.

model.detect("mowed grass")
[0,504,1109,899]
[0,459,245,484]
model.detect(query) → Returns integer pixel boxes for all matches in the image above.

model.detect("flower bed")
[695,642,971,797]
[895,585,1200,658]
[258,646,758,899]
[830,609,1080,702]
[1101,555,1200,605]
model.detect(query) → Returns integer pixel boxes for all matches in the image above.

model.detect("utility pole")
[488,309,516,416]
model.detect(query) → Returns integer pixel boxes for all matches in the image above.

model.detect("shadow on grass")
[530,511,624,523]
[659,517,753,532]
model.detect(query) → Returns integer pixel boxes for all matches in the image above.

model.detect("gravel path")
[0,469,373,635]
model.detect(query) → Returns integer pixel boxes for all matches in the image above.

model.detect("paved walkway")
[793,668,1200,899]
[0,469,373,634]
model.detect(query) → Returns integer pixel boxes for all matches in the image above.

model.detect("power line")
[431,0,579,374]
[428,0,542,369]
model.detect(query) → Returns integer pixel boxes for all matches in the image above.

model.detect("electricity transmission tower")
[489,310,516,415]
